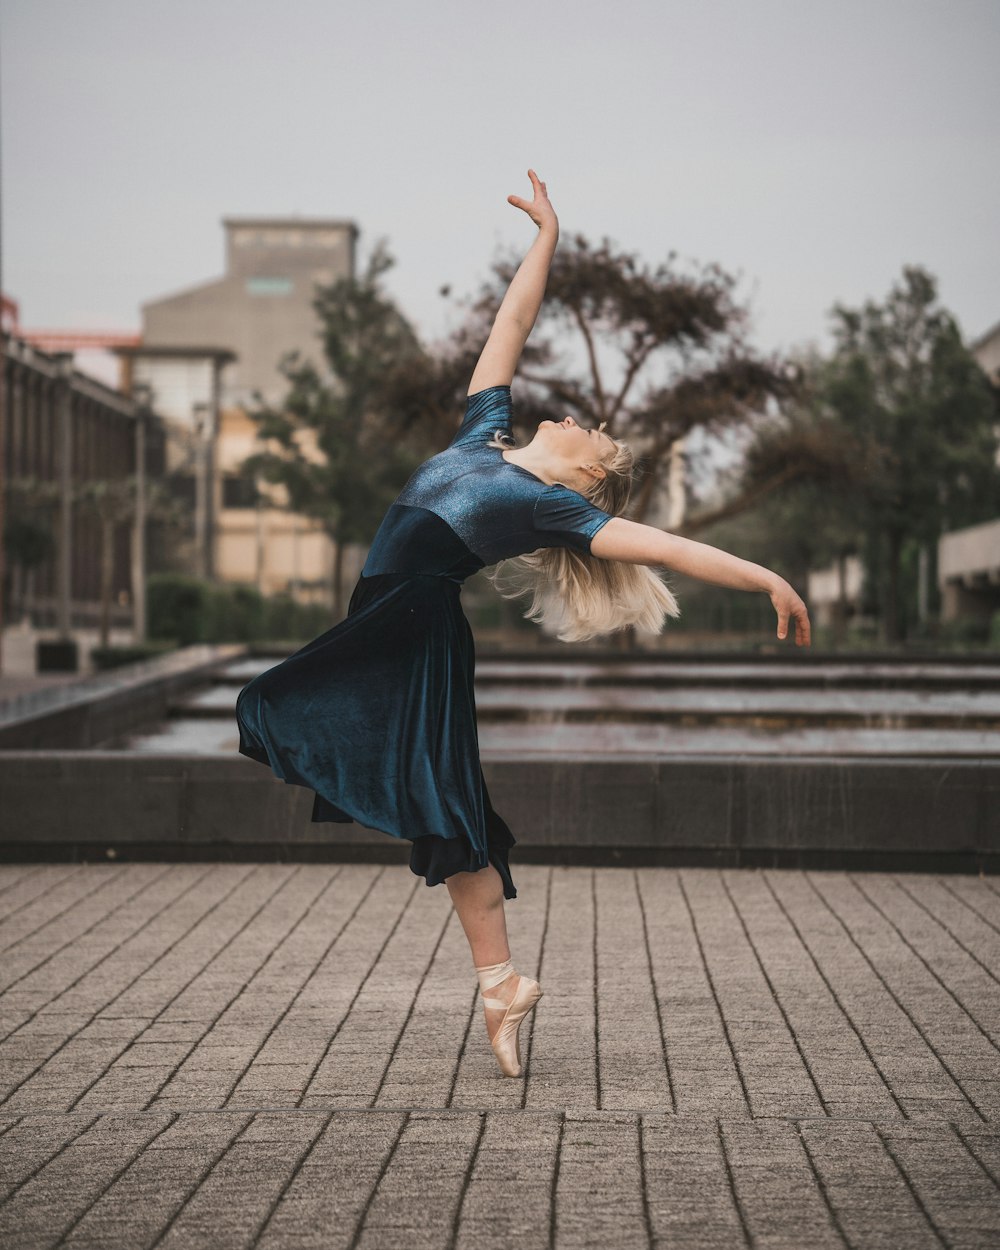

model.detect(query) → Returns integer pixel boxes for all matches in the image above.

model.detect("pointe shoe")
[483,975,543,1077]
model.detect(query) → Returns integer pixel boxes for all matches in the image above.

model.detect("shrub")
[206,583,266,642]
[263,593,331,641]
[936,615,992,647]
[146,574,332,645]
[90,642,177,671]
[147,574,213,646]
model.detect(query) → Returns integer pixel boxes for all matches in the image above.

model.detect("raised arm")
[591,518,812,645]
[468,169,559,395]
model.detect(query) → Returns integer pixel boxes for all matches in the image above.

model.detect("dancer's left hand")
[770,579,811,646]
[507,169,558,232]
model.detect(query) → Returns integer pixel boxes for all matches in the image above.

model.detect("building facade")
[971,319,1000,386]
[2,334,165,634]
[143,218,358,408]
[115,345,234,580]
[139,217,359,604]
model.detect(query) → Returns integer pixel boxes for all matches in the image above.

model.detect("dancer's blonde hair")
[486,425,681,642]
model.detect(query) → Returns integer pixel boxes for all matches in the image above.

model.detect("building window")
[245,277,293,296]
[170,474,196,508]
[223,475,260,508]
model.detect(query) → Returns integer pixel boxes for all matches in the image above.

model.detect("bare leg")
[446,865,520,1041]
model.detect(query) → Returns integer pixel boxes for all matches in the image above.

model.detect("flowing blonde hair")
[486,424,681,642]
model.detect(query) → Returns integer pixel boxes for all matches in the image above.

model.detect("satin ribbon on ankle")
[475,958,515,993]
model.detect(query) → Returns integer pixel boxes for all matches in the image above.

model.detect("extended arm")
[591,517,812,645]
[468,169,559,395]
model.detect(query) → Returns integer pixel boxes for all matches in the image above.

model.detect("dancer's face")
[531,416,617,487]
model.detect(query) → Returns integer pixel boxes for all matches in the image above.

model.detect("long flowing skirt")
[235,572,517,899]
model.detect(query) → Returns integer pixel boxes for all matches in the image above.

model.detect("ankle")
[475,957,515,996]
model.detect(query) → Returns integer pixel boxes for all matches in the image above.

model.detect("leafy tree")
[2,477,59,621]
[4,474,183,648]
[240,243,425,618]
[820,268,997,641]
[451,234,797,523]
[729,268,1000,642]
[75,479,139,649]
[75,477,186,648]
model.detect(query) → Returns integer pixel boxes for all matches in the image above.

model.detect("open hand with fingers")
[769,578,811,646]
[508,168,558,233]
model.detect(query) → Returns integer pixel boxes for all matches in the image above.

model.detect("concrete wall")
[806,555,863,627]
[939,517,1000,622]
[0,753,995,872]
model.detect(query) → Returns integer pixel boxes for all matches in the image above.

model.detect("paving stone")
[721,1119,844,1248]
[0,1112,174,1247]
[878,1121,1000,1248]
[0,866,82,920]
[0,1112,99,1202]
[455,1109,560,1249]
[552,1113,649,1249]
[60,1113,250,1249]
[0,864,189,995]
[642,1115,747,1248]
[0,865,132,955]
[1,862,998,1249]
[521,869,597,1112]
[150,1114,329,1249]
[799,1119,941,1248]
[256,1110,406,1249]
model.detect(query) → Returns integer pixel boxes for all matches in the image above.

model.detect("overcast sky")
[2,0,998,369]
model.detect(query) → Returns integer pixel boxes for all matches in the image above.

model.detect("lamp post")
[131,383,150,643]
[34,352,80,672]
[192,401,209,580]
[54,353,74,638]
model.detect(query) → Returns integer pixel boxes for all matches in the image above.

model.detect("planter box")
[36,638,79,672]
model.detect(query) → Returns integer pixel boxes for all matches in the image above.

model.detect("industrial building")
[130,216,360,602]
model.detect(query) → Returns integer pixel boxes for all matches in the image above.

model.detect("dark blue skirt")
[235,572,517,899]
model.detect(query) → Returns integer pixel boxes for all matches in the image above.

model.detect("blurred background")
[2,0,999,677]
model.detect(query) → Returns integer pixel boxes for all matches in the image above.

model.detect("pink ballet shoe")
[482,975,543,1077]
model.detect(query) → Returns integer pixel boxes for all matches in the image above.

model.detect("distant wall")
[939,517,1000,622]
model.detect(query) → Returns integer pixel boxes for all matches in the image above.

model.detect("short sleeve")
[532,484,615,554]
[450,385,513,449]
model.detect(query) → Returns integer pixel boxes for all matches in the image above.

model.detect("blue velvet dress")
[235,386,614,899]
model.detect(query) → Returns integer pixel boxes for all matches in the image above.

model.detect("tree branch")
[680,463,806,534]
[608,337,656,427]
[570,303,608,423]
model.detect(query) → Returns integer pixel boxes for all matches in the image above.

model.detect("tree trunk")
[100,519,114,649]
[884,529,903,645]
[631,459,659,524]
[613,626,638,652]
[834,552,848,647]
[25,566,36,624]
[332,532,345,623]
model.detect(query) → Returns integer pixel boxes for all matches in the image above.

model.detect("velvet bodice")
[362,386,614,581]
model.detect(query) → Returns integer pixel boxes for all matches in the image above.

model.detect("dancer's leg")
[445,864,510,964]
[446,865,520,1040]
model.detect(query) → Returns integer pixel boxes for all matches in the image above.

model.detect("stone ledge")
[0,644,247,749]
[0,753,995,866]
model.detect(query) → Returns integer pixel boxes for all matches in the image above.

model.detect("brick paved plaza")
[1,862,998,1248]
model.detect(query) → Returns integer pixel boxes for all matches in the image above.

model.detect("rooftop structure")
[142,216,358,408]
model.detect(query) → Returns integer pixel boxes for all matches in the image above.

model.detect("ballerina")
[236,169,811,1078]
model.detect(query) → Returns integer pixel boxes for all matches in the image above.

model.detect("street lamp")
[131,383,151,643]
[192,401,209,580]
